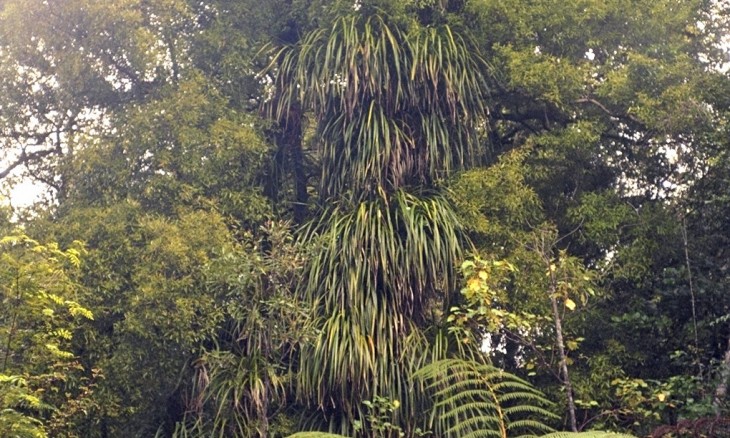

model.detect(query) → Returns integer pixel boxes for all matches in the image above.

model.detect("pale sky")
[1,173,44,211]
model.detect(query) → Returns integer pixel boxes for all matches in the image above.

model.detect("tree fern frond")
[503,405,559,421]
[507,418,557,433]
[414,358,556,438]
[444,414,502,433]
[499,390,556,406]
[438,401,500,420]
[458,430,504,438]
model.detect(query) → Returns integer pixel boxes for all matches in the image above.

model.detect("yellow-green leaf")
[565,298,576,311]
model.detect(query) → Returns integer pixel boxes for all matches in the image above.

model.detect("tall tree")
[449,0,730,432]
[271,0,492,434]
[0,0,196,200]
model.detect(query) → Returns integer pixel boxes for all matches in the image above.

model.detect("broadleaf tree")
[0,0,729,436]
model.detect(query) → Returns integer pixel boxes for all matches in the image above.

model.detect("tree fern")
[412,358,557,438]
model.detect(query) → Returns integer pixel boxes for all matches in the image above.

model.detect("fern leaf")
[413,358,556,437]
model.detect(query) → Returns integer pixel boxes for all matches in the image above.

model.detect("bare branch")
[575,97,645,126]
[0,148,59,180]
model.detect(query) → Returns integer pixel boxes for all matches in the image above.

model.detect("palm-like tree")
[271,1,492,434]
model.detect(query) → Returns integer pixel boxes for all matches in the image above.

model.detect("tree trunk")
[270,101,307,224]
[549,277,578,432]
[713,336,730,415]
[287,103,308,224]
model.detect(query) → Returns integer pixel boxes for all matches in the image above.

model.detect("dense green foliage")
[1,0,730,436]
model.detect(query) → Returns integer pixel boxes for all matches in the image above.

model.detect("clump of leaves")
[413,358,557,437]
[0,234,95,437]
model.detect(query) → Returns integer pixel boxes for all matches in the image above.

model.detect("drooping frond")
[303,189,463,316]
[297,190,464,426]
[268,5,493,435]
[413,358,557,438]
[271,13,490,201]
[173,348,289,437]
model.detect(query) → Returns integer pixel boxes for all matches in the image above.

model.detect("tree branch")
[575,97,645,126]
[0,148,59,180]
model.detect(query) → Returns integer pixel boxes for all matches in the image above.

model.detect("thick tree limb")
[0,147,59,179]
[575,97,645,126]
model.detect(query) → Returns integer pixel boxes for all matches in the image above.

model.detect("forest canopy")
[1,0,730,437]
